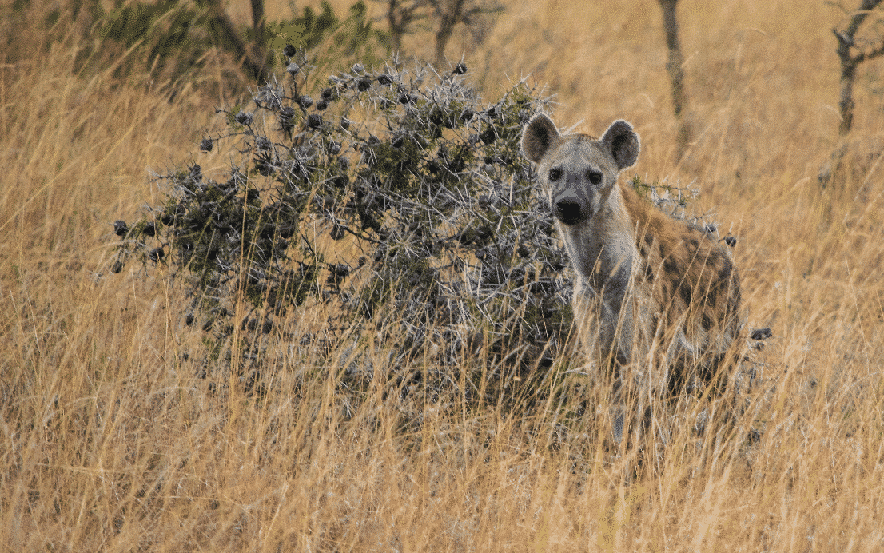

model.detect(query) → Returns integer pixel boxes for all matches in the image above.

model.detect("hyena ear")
[601,120,640,169]
[521,114,560,163]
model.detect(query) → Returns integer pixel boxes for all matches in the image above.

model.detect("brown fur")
[622,183,741,372]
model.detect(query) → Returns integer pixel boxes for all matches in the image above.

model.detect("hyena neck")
[559,183,638,294]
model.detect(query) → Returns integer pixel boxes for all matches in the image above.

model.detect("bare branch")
[844,1,884,38]
[833,0,884,135]
[426,0,503,67]
[203,0,268,83]
[860,39,884,60]
[381,0,430,54]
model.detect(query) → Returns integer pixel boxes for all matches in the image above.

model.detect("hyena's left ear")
[601,120,640,170]
[521,114,560,163]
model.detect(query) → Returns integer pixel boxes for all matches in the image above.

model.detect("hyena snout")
[554,198,583,225]
[552,188,587,225]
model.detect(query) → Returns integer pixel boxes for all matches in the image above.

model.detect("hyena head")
[521,114,646,367]
[521,114,639,226]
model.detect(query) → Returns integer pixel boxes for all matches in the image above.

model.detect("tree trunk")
[250,0,266,73]
[434,0,465,68]
[202,0,268,84]
[658,0,690,157]
[834,0,884,135]
[839,60,858,136]
[250,0,265,38]
[388,0,403,54]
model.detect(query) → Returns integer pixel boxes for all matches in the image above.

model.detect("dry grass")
[3,0,884,550]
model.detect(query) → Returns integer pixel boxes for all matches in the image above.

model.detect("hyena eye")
[586,170,603,186]
[548,168,562,182]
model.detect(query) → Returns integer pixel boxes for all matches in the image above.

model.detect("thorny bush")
[111,50,720,409]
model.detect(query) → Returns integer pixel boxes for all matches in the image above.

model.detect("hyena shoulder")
[621,183,741,342]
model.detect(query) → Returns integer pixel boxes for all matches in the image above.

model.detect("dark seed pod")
[255,161,276,177]
[306,114,323,129]
[316,100,328,111]
[724,236,737,247]
[113,220,129,237]
[430,107,444,126]
[199,137,213,152]
[357,77,372,91]
[111,260,123,273]
[452,62,467,75]
[143,222,156,237]
[235,111,253,126]
[148,247,165,262]
[480,126,497,144]
[298,95,313,109]
[330,224,346,240]
[377,73,393,85]
[340,117,352,130]
[321,88,335,101]
[751,327,772,340]
[283,44,296,58]
[279,106,295,132]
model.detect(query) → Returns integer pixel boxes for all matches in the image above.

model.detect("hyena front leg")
[572,282,632,366]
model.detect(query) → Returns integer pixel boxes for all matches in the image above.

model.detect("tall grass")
[3,0,884,550]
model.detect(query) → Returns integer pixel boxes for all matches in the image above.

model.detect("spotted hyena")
[521,114,741,394]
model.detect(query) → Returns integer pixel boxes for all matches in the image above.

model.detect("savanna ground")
[3,0,884,550]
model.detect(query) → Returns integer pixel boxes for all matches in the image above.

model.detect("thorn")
[834,29,854,47]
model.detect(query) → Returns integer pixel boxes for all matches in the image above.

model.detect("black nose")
[554,199,582,225]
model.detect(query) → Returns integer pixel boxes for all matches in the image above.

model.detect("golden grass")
[3,0,884,550]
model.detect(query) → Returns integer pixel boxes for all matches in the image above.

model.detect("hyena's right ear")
[521,114,560,163]
[601,120,640,170]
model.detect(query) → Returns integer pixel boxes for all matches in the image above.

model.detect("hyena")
[521,114,742,398]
